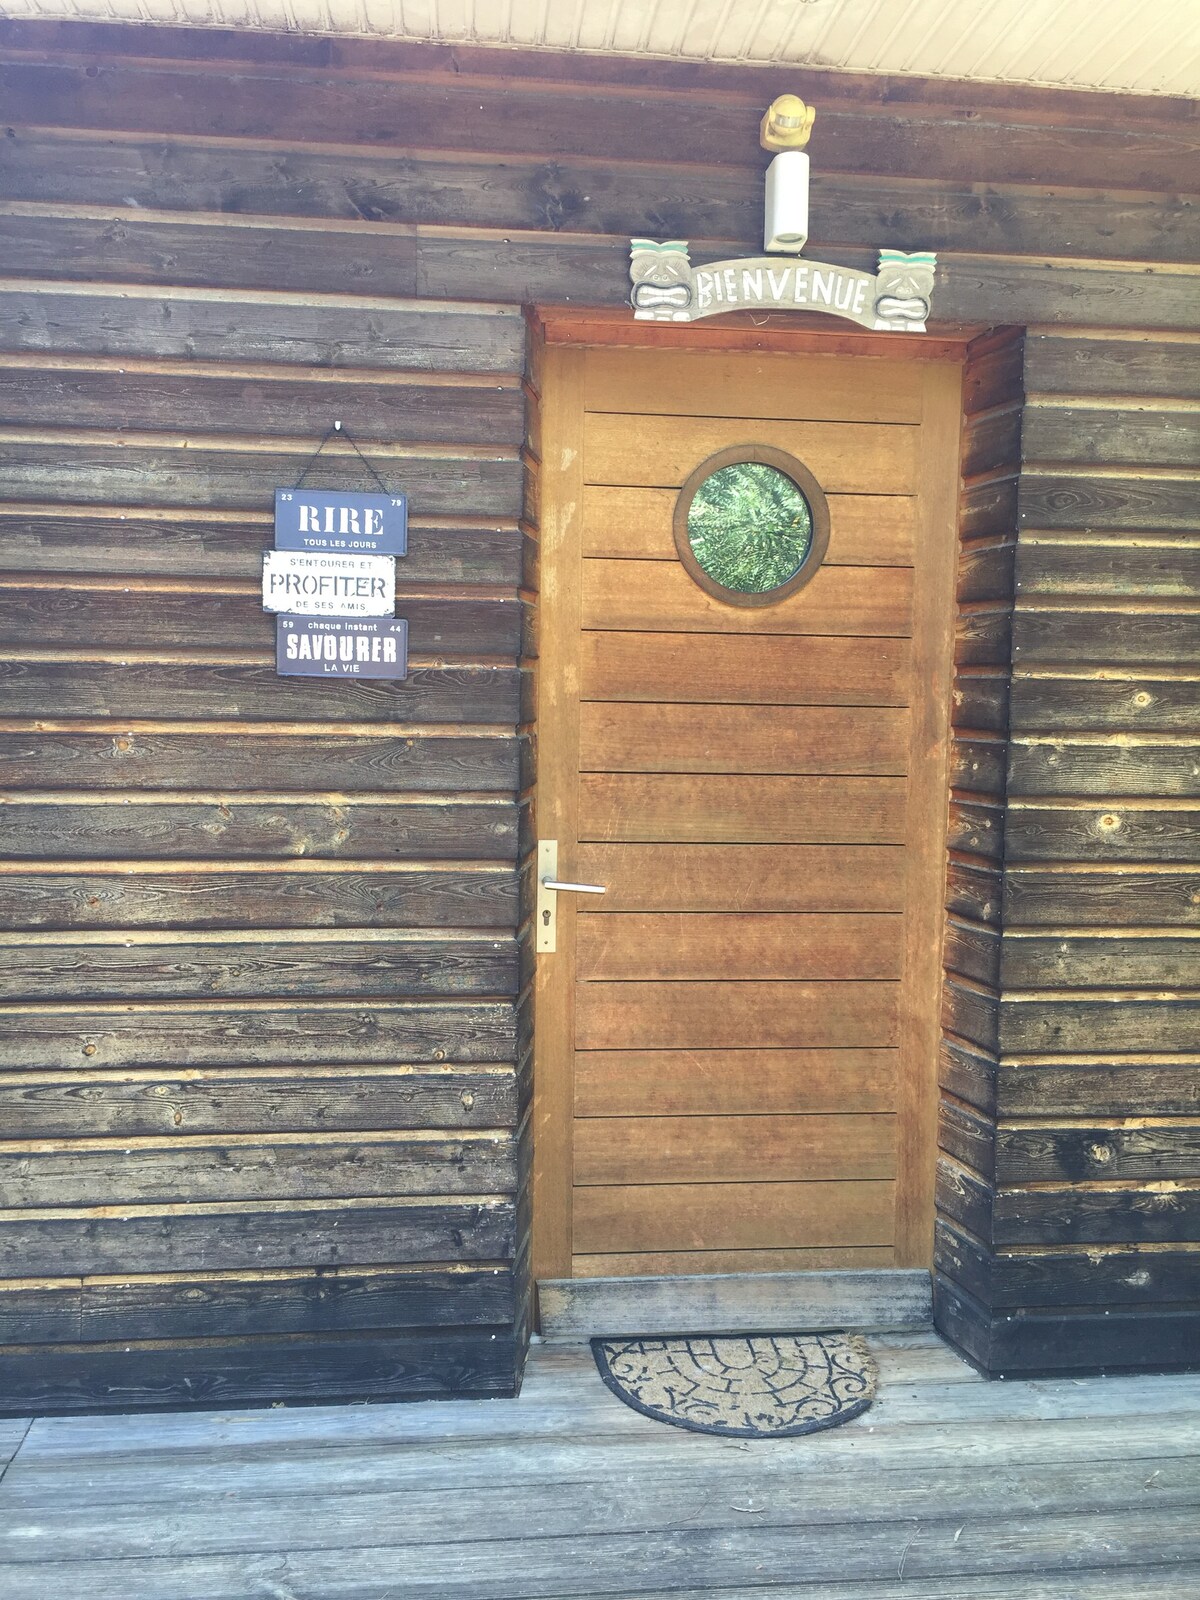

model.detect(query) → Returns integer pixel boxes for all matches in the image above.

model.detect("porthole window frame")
[672,444,831,608]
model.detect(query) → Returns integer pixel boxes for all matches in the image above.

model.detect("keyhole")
[542,908,551,925]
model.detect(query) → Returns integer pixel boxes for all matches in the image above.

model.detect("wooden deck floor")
[0,1333,1197,1598]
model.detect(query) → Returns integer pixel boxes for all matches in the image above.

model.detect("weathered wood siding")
[0,18,1194,1400]
[939,329,1200,1374]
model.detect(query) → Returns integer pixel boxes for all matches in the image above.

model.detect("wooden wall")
[0,17,1194,1402]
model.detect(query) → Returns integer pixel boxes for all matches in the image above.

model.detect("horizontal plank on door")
[1004,803,1200,862]
[583,559,914,636]
[997,1123,1200,1185]
[0,797,518,862]
[1011,674,1200,732]
[1024,336,1200,400]
[574,1048,897,1117]
[0,866,519,931]
[2,656,524,726]
[0,1064,520,1138]
[576,913,904,982]
[580,774,907,843]
[1022,405,1200,469]
[4,59,1194,191]
[583,414,918,494]
[579,703,909,777]
[1004,867,1200,927]
[1016,543,1200,599]
[1006,741,1200,799]
[0,507,522,584]
[575,980,899,1050]
[581,485,917,566]
[573,1246,895,1275]
[0,1263,518,1345]
[585,348,924,424]
[999,993,1200,1054]
[0,436,521,513]
[0,1196,516,1278]
[1013,608,1200,666]
[0,730,519,794]
[1001,933,1200,988]
[573,1113,896,1186]
[582,630,911,708]
[0,361,524,445]
[0,930,518,1001]
[0,582,520,653]
[0,287,526,373]
[0,1131,518,1209]
[572,1180,894,1253]
[0,998,518,1070]
[574,844,906,912]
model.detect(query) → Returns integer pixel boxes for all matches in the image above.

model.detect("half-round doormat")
[592,1333,876,1439]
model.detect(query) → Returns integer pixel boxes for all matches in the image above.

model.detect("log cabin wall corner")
[0,17,1194,1409]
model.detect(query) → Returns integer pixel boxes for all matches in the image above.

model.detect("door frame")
[529,308,975,1282]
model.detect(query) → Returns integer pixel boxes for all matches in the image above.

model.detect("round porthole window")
[673,445,830,607]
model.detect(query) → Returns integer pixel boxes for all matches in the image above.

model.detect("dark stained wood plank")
[1007,739,1200,798]
[0,998,518,1069]
[947,800,1004,861]
[575,844,906,912]
[1022,405,1200,468]
[574,1048,897,1116]
[998,1057,1200,1118]
[997,1122,1200,1184]
[0,728,518,793]
[963,334,1025,416]
[1011,674,1200,731]
[0,1328,520,1414]
[576,912,904,982]
[1004,802,1200,861]
[0,362,525,445]
[574,1113,896,1186]
[944,857,1003,927]
[1024,336,1200,400]
[937,1222,1200,1309]
[999,994,1200,1053]
[943,915,1001,985]
[0,1063,520,1137]
[960,405,1022,479]
[0,507,522,583]
[582,630,911,707]
[954,609,1011,668]
[0,1263,518,1344]
[0,288,526,372]
[988,1306,1200,1376]
[0,930,518,1000]
[0,441,521,515]
[1019,474,1199,532]
[956,540,1016,606]
[1001,933,1200,988]
[0,1131,518,1207]
[579,774,908,843]
[0,654,522,721]
[0,1196,516,1277]
[1005,867,1200,926]
[579,703,909,775]
[1016,542,1200,598]
[995,1183,1200,1246]
[0,866,519,931]
[1012,608,1200,666]
[0,798,518,861]
[575,980,899,1050]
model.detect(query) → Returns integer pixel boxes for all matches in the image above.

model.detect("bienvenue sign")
[274,489,408,556]
[277,616,409,679]
[630,244,938,332]
[262,549,395,618]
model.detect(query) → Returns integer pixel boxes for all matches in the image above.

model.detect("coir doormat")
[592,1333,876,1438]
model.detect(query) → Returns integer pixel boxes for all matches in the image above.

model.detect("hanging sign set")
[264,423,409,679]
[630,96,937,331]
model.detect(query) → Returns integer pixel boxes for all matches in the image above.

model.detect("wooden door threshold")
[537,1268,932,1342]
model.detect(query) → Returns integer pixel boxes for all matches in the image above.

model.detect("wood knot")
[1097,813,1121,832]
[1088,1142,1114,1164]
[82,1042,97,1057]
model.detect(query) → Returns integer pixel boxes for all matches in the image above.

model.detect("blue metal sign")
[274,488,408,556]
[276,616,408,679]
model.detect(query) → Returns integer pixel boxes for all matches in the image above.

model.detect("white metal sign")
[261,549,396,618]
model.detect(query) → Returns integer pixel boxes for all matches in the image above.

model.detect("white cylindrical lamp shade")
[764,150,810,255]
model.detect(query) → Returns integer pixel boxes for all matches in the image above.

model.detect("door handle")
[536,841,606,954]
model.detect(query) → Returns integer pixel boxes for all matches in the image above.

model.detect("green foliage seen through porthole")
[685,462,813,595]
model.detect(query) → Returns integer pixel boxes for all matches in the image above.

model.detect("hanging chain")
[292,422,391,496]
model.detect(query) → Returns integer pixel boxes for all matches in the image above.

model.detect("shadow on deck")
[0,1332,1197,1598]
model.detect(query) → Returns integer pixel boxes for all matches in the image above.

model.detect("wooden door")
[534,341,960,1282]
